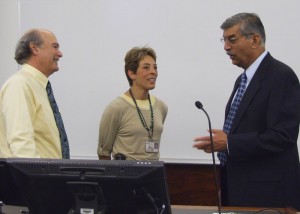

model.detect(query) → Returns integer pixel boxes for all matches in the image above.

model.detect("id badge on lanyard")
[145,138,159,153]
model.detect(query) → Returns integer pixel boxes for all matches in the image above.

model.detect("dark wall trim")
[165,163,219,206]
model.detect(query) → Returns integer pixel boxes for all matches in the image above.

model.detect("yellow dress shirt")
[0,64,62,158]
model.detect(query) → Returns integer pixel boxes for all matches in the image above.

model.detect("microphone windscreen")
[195,101,203,109]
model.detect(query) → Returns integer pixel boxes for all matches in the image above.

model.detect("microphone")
[195,101,221,214]
[195,101,203,109]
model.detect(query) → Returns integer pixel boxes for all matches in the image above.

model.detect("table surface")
[172,205,296,214]
[0,205,296,214]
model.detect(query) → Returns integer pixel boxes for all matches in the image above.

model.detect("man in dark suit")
[193,13,300,209]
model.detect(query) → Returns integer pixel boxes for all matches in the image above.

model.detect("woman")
[97,46,168,160]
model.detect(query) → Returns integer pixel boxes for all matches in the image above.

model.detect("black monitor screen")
[0,158,25,206]
[6,158,172,214]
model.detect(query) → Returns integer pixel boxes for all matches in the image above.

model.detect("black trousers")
[220,166,229,206]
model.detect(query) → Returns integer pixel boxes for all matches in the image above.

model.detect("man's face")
[36,31,63,76]
[222,24,254,69]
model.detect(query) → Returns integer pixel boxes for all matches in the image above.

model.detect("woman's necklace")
[129,89,154,138]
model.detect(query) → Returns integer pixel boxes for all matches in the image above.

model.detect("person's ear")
[128,70,136,80]
[29,42,39,55]
[251,34,261,48]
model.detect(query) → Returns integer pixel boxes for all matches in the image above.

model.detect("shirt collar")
[121,93,156,108]
[245,50,268,83]
[21,64,49,89]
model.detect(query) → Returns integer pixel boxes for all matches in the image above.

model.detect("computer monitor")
[6,158,172,214]
[0,158,25,206]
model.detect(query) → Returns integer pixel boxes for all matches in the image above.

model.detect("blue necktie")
[218,72,247,166]
[46,81,70,159]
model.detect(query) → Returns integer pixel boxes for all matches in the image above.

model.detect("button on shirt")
[0,64,62,158]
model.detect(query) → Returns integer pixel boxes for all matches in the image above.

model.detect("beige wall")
[1,0,299,162]
[0,0,19,85]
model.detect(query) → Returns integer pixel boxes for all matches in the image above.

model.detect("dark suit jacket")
[224,53,300,209]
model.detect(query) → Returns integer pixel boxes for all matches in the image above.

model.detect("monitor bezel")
[6,158,172,214]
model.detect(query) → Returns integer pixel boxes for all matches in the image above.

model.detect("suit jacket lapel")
[228,53,271,133]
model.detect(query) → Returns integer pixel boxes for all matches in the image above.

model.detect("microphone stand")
[195,101,221,214]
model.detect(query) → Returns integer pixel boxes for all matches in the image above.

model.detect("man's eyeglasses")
[220,36,242,44]
[220,33,254,45]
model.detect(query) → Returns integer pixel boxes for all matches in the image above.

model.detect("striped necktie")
[46,81,70,159]
[218,72,247,166]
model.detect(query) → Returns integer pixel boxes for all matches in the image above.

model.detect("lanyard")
[129,89,154,138]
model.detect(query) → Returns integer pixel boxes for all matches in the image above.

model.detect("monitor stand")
[67,182,106,214]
